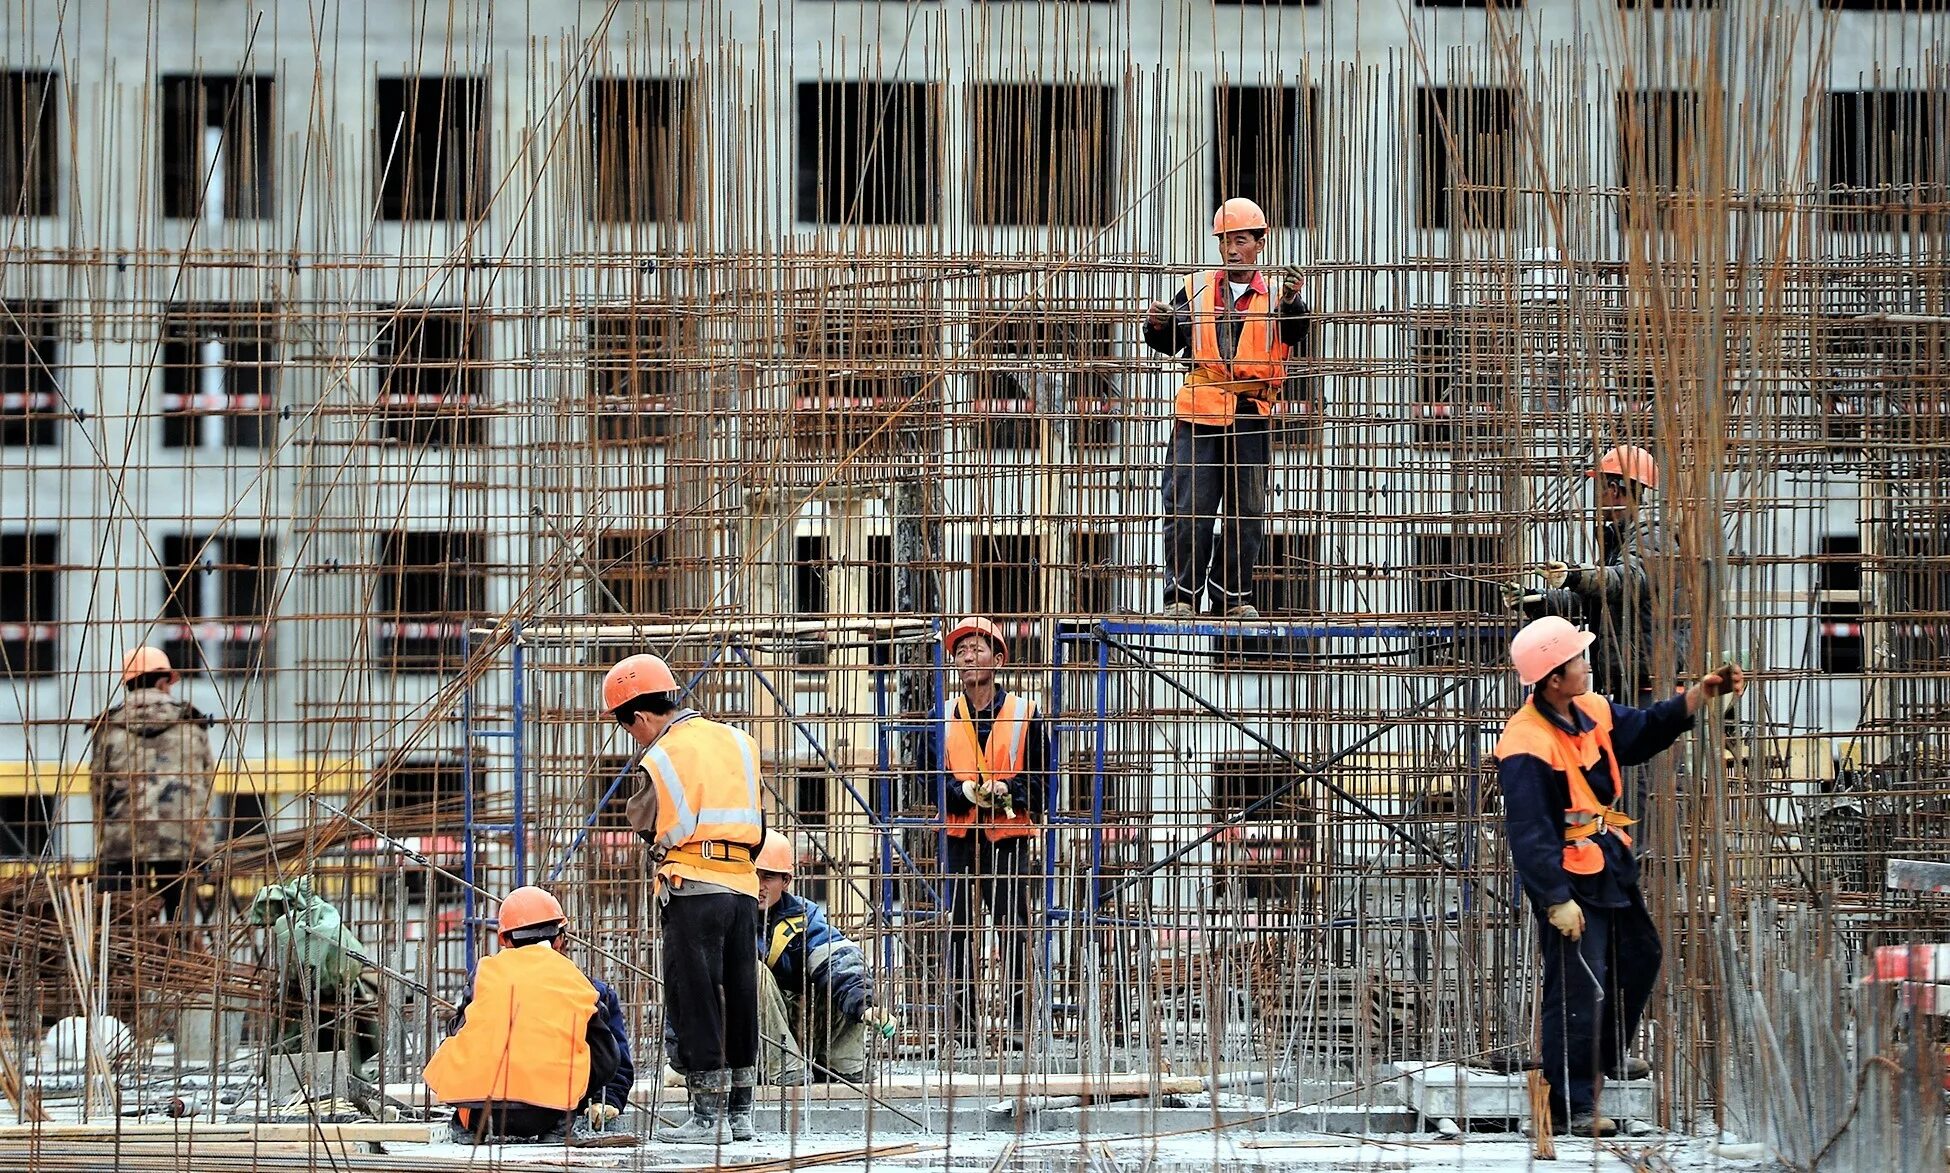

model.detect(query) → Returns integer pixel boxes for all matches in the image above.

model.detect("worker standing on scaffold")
[606,653,767,1145]
[1143,196,1311,619]
[1497,616,1742,1138]
[920,617,1049,1051]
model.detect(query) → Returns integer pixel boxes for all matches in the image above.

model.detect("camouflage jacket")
[88,688,217,864]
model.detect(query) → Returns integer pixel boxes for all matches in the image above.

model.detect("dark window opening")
[1214,85,1317,230]
[160,75,274,220]
[1275,313,1323,448]
[866,533,897,665]
[974,533,1042,664]
[1413,321,1510,447]
[375,531,486,670]
[789,311,937,455]
[969,83,1116,227]
[967,310,1119,449]
[1227,533,1321,660]
[588,314,679,444]
[0,71,58,216]
[1210,755,1316,906]
[0,795,54,857]
[794,535,831,666]
[160,533,276,674]
[593,530,673,615]
[1618,89,1700,231]
[1,299,60,446]
[375,76,489,222]
[375,308,484,446]
[1888,531,1950,670]
[796,81,939,225]
[0,532,59,678]
[226,791,269,840]
[795,768,830,827]
[161,304,278,448]
[1070,530,1118,616]
[1417,86,1516,230]
[1825,90,1947,231]
[1818,534,1865,674]
[588,78,691,223]
[1414,533,1503,665]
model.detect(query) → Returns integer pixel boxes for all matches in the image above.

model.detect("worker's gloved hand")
[982,780,1010,800]
[1541,561,1576,589]
[1547,900,1585,941]
[961,780,995,809]
[585,1101,620,1130]
[1145,300,1172,330]
[1499,582,1525,611]
[861,1005,900,1038]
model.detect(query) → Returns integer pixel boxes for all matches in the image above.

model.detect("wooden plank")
[0,1121,434,1142]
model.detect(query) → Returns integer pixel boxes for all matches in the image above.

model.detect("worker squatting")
[83,198,1716,1146]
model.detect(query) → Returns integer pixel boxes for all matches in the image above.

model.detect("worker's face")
[1597,475,1638,523]
[758,871,790,911]
[1542,656,1592,703]
[953,635,1002,687]
[1217,230,1264,273]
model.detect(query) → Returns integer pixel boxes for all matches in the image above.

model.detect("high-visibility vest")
[640,714,765,897]
[1175,269,1291,427]
[944,693,1035,842]
[422,945,599,1112]
[1494,694,1638,877]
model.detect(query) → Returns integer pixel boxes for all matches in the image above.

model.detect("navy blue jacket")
[917,688,1051,823]
[590,978,635,1109]
[1498,693,1694,910]
[763,890,874,1022]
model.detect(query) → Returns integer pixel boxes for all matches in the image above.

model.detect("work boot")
[659,1070,730,1145]
[1160,600,1195,618]
[727,1067,759,1141]
[772,1066,810,1086]
[1225,603,1260,620]
[1608,1056,1652,1080]
[1559,1111,1617,1138]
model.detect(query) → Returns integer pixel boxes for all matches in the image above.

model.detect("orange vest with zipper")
[944,693,1035,842]
[1175,270,1291,427]
[1494,694,1637,877]
[422,945,599,1112]
[637,715,765,898]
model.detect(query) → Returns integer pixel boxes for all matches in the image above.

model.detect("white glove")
[585,1101,620,1130]
[1542,561,1571,589]
[862,1005,900,1038]
[1547,900,1585,941]
[960,780,994,809]
[1500,582,1526,612]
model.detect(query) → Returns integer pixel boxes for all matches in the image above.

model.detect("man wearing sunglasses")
[1504,445,1691,706]
[605,653,767,1145]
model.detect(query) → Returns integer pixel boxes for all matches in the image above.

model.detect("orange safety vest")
[639,714,765,897]
[944,693,1036,842]
[1494,694,1639,877]
[422,945,599,1112]
[1175,269,1291,427]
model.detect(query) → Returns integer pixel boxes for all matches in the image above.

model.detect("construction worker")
[423,886,632,1146]
[1498,616,1743,1137]
[1506,445,1690,704]
[1143,196,1311,618]
[607,653,766,1144]
[753,830,896,1084]
[245,877,383,1078]
[88,647,217,924]
[918,617,1049,1046]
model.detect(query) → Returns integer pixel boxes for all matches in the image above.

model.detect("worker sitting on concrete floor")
[752,830,896,1084]
[608,652,767,1144]
[245,877,383,1080]
[1143,196,1311,619]
[423,886,634,1147]
[916,617,1049,1049]
[1498,616,1743,1138]
[1504,445,1691,707]
[89,646,218,927]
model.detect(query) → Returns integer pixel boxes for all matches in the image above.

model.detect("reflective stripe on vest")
[421,946,598,1112]
[646,715,764,897]
[1176,269,1289,427]
[1494,693,1637,877]
[944,693,1035,842]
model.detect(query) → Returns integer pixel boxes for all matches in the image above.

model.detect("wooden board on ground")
[0,1121,435,1142]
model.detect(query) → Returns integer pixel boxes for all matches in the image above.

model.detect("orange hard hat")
[755,830,794,877]
[1211,197,1269,236]
[1510,616,1597,687]
[944,616,1007,662]
[602,653,678,714]
[121,646,175,684]
[1590,445,1658,490]
[498,885,567,938]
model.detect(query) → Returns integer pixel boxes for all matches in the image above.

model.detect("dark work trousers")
[454,1035,616,1139]
[661,891,760,1076]
[944,833,1033,1033]
[1536,889,1663,1118]
[97,859,194,923]
[1161,415,1271,611]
